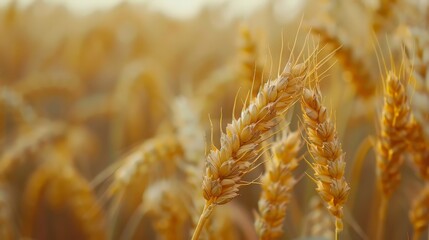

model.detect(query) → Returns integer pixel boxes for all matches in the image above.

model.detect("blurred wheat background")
[0,0,428,239]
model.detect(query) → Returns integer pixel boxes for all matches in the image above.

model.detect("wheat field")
[0,0,428,239]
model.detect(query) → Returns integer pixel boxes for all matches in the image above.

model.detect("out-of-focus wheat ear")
[410,184,429,240]
[0,121,65,182]
[21,163,54,238]
[108,135,183,195]
[0,87,37,127]
[303,196,334,240]
[406,27,429,137]
[237,26,264,98]
[255,129,302,240]
[407,118,429,180]
[171,96,210,237]
[0,183,17,240]
[311,25,376,99]
[371,0,399,32]
[375,71,412,240]
[141,180,191,240]
[14,72,83,101]
[192,56,309,240]
[301,87,350,237]
[110,60,168,157]
[172,96,206,186]
[54,162,107,240]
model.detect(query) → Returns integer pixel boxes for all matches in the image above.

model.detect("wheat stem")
[191,201,214,240]
[376,197,388,240]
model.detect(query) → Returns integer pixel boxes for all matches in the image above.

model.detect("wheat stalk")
[192,58,308,240]
[301,87,350,236]
[255,129,301,240]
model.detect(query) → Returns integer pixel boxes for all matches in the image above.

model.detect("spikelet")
[109,135,183,196]
[142,180,190,240]
[255,130,302,240]
[409,184,429,240]
[301,87,350,231]
[376,72,412,197]
[312,25,376,98]
[0,121,65,181]
[304,196,334,240]
[372,0,399,32]
[0,183,16,240]
[238,27,264,97]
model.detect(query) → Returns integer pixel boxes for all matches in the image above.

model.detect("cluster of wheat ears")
[0,0,428,240]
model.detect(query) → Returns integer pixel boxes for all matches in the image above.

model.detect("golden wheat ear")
[192,54,310,240]
[255,129,302,240]
[301,86,350,237]
[375,70,413,240]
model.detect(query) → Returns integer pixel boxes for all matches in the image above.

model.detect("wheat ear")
[375,72,412,240]
[109,135,183,196]
[192,59,308,240]
[238,26,264,97]
[141,180,190,240]
[255,129,302,240]
[301,87,350,235]
[410,184,429,240]
[304,196,334,239]
[0,121,65,181]
[312,25,375,98]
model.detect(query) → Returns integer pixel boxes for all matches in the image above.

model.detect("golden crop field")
[0,0,428,239]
